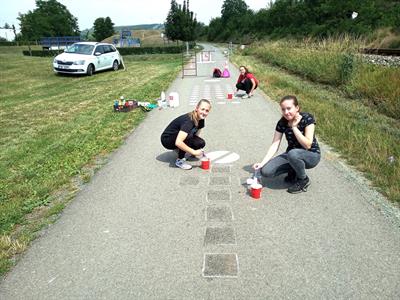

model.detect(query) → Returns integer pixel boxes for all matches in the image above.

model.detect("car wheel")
[112,60,119,71]
[86,64,94,76]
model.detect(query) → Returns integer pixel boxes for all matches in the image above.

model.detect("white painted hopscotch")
[189,82,243,106]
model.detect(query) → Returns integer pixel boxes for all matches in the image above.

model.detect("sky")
[0,0,270,31]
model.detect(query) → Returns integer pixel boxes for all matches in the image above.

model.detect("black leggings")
[236,78,257,94]
[161,134,205,159]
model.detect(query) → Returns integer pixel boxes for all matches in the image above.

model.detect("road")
[1,44,399,299]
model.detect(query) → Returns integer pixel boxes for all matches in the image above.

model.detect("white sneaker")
[246,177,256,185]
[175,158,192,170]
[242,94,249,99]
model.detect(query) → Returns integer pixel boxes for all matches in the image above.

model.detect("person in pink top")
[236,66,259,98]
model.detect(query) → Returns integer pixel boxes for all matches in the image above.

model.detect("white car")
[53,42,122,76]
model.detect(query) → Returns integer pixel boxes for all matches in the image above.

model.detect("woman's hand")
[289,113,302,128]
[193,149,203,157]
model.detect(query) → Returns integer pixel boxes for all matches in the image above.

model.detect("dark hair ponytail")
[280,95,299,106]
[239,65,249,74]
[279,95,300,124]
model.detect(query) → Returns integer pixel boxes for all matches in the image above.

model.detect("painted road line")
[202,253,239,278]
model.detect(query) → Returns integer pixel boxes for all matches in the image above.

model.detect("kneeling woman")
[253,95,321,193]
[161,99,212,170]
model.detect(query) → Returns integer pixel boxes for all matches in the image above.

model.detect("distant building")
[0,29,14,41]
[113,30,141,47]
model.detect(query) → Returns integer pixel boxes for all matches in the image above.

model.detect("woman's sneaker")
[287,176,310,193]
[241,94,250,99]
[175,158,192,170]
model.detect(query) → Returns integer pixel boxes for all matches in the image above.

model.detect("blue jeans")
[260,149,320,180]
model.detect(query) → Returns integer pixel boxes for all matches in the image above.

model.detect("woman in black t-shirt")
[253,95,321,193]
[161,99,212,170]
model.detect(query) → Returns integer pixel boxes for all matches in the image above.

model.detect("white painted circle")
[205,150,240,164]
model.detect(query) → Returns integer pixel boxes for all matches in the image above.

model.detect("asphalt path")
[1,44,399,299]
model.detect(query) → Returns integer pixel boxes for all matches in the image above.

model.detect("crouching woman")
[253,95,321,193]
[161,99,212,170]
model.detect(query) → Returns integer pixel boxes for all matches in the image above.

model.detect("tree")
[181,0,197,41]
[247,0,400,38]
[93,17,115,42]
[165,0,198,42]
[207,17,223,41]
[221,0,248,22]
[195,22,208,41]
[165,0,180,41]
[18,0,79,41]
[206,0,251,42]
[12,25,18,44]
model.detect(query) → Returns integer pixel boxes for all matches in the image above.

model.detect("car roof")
[73,42,112,46]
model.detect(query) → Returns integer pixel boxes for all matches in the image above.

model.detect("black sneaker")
[284,169,296,183]
[287,176,310,193]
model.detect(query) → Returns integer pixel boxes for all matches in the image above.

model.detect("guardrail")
[361,48,400,56]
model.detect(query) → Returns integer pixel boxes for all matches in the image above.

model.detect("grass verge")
[247,39,400,119]
[231,53,400,204]
[0,46,181,275]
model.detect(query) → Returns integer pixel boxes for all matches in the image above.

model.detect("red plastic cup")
[201,157,210,170]
[227,93,233,100]
[250,183,262,199]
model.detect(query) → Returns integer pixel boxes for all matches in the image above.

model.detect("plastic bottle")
[253,177,258,185]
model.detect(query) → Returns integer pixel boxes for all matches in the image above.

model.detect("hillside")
[102,29,171,47]
[80,24,164,41]
[114,24,164,31]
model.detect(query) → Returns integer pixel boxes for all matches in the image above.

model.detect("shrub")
[117,46,183,55]
[22,45,189,57]
[0,42,17,46]
[22,50,62,57]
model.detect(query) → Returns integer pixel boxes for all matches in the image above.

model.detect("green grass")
[0,46,182,274]
[231,54,400,205]
[247,39,400,120]
[251,41,344,84]
[347,63,400,119]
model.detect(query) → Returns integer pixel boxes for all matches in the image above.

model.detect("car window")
[103,45,111,53]
[104,45,115,53]
[65,44,94,55]
[95,45,105,54]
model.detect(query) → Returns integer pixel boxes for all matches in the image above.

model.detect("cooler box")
[168,92,180,107]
